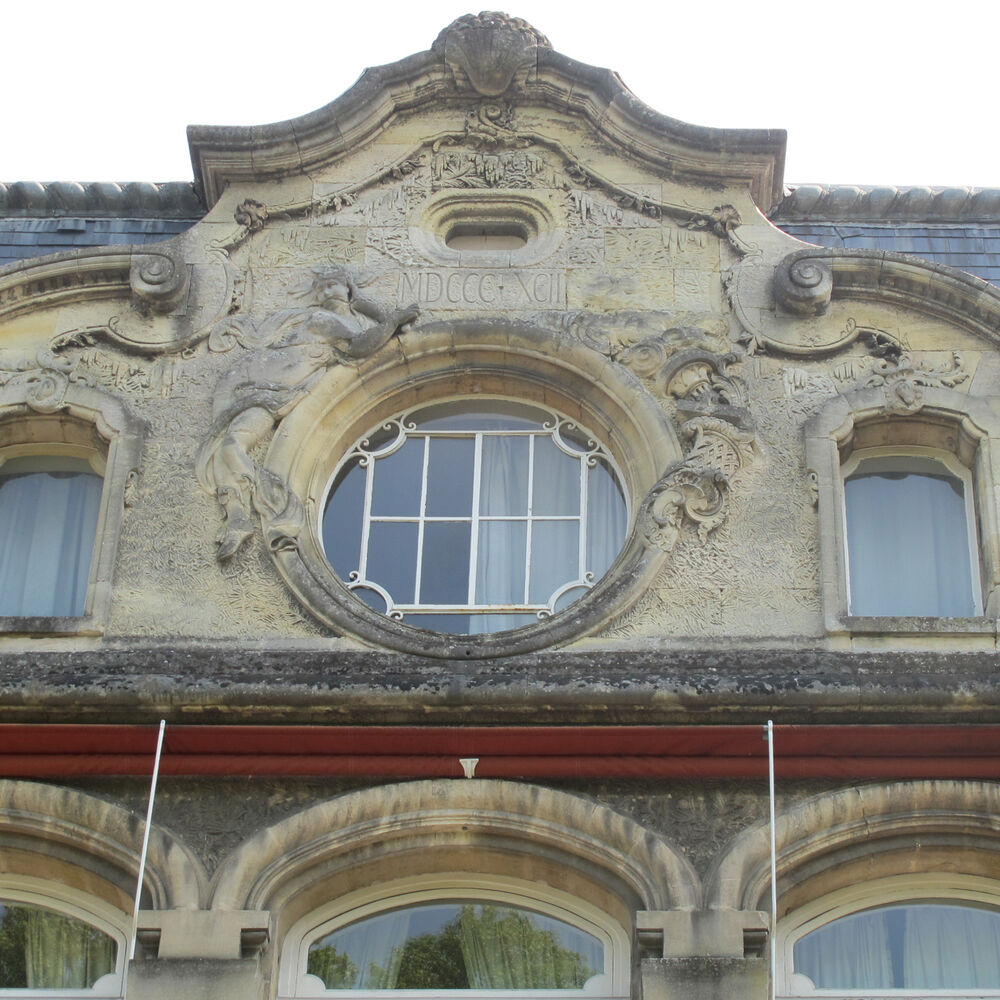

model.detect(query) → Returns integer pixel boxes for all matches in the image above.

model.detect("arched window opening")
[779,877,1000,998]
[792,901,1000,992]
[0,455,104,617]
[0,882,125,997]
[322,401,629,635]
[842,450,982,617]
[307,901,603,991]
[279,879,629,1000]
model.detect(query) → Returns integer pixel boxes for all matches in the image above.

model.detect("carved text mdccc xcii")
[196,266,418,560]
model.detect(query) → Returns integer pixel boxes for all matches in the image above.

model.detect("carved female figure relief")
[196,266,418,560]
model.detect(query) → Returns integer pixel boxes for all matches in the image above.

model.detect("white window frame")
[840,446,983,617]
[777,874,1000,999]
[319,400,629,629]
[0,875,128,999]
[804,386,1000,635]
[277,875,630,1000]
[0,384,144,636]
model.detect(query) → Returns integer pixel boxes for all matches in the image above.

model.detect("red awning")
[0,724,997,779]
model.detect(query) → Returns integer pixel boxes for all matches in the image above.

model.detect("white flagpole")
[766,720,777,1000]
[129,720,166,964]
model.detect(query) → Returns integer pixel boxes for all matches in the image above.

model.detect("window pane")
[532,436,580,516]
[587,458,628,579]
[420,522,471,605]
[530,520,579,605]
[366,522,418,606]
[416,401,549,431]
[480,436,528,516]
[476,521,527,604]
[323,459,365,579]
[370,439,424,517]
[307,901,603,990]
[425,438,475,517]
[846,460,978,616]
[793,903,1000,990]
[0,459,103,617]
[0,901,116,989]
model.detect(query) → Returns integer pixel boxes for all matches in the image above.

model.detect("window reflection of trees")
[307,902,601,990]
[0,901,116,990]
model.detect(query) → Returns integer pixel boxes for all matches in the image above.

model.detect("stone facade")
[1,13,1000,1000]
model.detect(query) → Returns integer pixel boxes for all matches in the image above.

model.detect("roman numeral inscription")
[398,269,566,309]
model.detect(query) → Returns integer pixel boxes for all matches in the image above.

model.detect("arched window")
[0,880,126,997]
[779,877,1000,997]
[322,401,628,635]
[843,450,982,616]
[0,455,104,617]
[279,880,629,999]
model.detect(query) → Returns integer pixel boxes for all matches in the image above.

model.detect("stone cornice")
[772,246,1000,347]
[771,184,1000,223]
[0,242,190,328]
[187,18,786,212]
[0,181,203,219]
[0,644,998,726]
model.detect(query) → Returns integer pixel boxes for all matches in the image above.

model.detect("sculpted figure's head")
[298,266,356,308]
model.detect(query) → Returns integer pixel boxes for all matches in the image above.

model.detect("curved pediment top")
[187,13,786,212]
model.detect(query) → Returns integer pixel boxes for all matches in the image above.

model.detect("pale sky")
[4,0,997,189]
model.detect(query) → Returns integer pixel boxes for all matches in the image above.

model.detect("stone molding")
[757,246,1000,355]
[0,778,205,910]
[706,780,1000,914]
[209,778,699,913]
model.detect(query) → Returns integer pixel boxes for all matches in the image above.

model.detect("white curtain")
[0,460,103,617]
[846,466,976,616]
[902,904,1000,988]
[6,905,115,989]
[794,909,894,989]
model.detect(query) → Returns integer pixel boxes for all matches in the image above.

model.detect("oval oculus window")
[322,402,628,635]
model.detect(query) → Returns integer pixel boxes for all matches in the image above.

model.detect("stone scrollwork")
[0,347,86,414]
[773,251,834,317]
[638,347,757,552]
[641,463,729,550]
[859,350,968,414]
[663,349,749,422]
[196,265,419,561]
[432,12,551,96]
[129,247,191,313]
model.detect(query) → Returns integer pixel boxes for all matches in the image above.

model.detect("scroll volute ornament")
[773,249,833,317]
[129,246,190,313]
[432,12,551,96]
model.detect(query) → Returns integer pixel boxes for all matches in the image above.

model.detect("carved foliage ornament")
[860,350,968,414]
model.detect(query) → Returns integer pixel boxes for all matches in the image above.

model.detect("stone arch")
[0,778,206,911]
[706,780,1000,915]
[210,779,700,933]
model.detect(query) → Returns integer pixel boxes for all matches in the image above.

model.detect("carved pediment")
[187,16,786,211]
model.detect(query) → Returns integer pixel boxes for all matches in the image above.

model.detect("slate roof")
[771,186,1000,287]
[775,222,1000,287]
[0,217,198,266]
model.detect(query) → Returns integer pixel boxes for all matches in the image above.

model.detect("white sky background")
[3,0,997,189]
